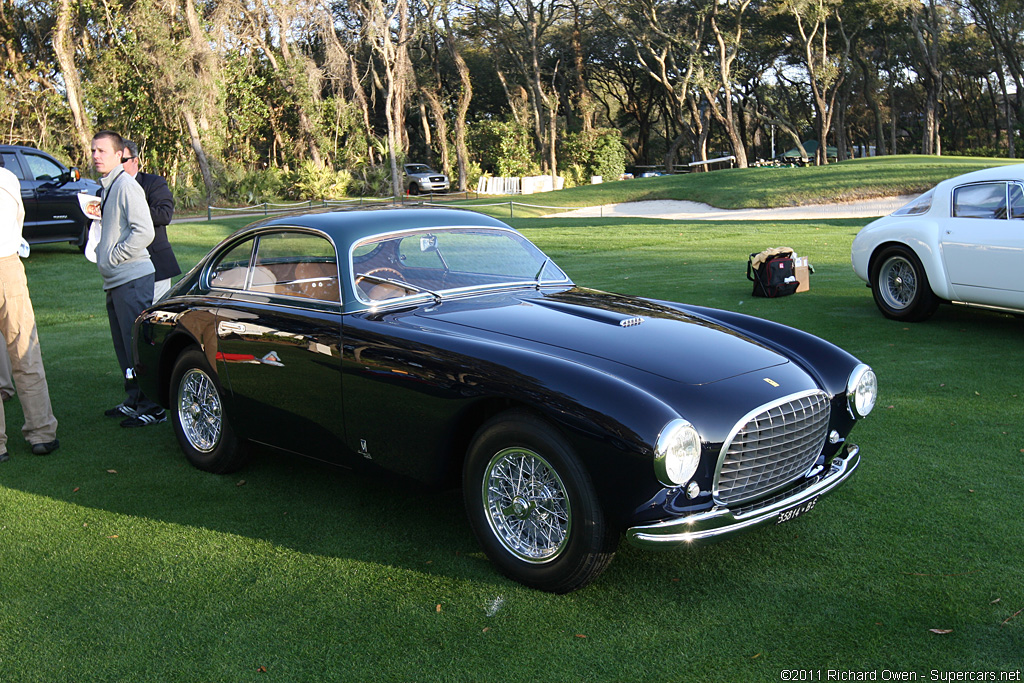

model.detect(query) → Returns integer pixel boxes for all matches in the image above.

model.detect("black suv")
[1,144,101,248]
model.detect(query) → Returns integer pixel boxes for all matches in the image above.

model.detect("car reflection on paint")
[134,207,877,593]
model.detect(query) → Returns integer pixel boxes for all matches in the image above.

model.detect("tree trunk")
[442,10,473,192]
[183,109,216,201]
[54,0,91,162]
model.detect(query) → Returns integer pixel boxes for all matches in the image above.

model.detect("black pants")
[105,273,158,412]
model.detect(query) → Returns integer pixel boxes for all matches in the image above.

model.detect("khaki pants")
[0,254,58,451]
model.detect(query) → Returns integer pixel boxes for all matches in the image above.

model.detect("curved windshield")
[351,227,569,304]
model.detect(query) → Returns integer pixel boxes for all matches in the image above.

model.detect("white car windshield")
[406,165,433,174]
[351,227,569,304]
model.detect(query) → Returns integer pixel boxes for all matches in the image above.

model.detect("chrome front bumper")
[626,444,860,548]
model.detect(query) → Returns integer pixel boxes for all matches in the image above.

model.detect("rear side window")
[0,153,23,179]
[892,189,933,216]
[209,231,339,303]
[251,233,340,302]
[209,238,256,290]
[952,182,1009,219]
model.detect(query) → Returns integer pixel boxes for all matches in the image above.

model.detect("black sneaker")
[105,403,138,418]
[31,439,60,455]
[120,408,167,428]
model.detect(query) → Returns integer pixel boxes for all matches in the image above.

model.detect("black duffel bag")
[747,248,799,298]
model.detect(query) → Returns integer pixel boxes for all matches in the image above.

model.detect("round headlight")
[654,419,701,486]
[847,364,878,419]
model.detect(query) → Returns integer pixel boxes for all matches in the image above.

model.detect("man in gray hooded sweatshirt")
[91,130,165,427]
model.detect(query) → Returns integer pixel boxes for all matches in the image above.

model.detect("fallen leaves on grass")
[106,469,117,474]
[236,480,246,487]
[929,629,953,635]
[1003,607,1022,626]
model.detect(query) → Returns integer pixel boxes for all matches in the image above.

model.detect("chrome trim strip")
[626,445,859,548]
[949,301,1024,315]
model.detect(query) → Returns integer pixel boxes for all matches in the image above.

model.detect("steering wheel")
[356,266,403,286]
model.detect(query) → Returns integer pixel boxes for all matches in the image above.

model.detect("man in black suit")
[122,140,181,301]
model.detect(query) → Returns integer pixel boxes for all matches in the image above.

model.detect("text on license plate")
[776,496,819,525]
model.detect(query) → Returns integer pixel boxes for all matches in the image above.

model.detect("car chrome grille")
[715,391,830,505]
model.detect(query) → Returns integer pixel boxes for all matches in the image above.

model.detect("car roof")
[242,206,513,246]
[936,163,1024,188]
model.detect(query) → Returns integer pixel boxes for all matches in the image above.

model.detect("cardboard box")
[794,256,810,292]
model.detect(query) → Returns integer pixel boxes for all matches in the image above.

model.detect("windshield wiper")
[356,272,442,303]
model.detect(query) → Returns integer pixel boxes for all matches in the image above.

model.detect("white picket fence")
[476,175,565,195]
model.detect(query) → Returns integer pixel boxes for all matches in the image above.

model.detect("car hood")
[414,288,789,385]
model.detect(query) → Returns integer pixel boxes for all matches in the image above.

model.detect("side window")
[209,238,256,290]
[1010,184,1024,220]
[23,153,65,181]
[251,232,340,302]
[1,153,23,180]
[952,182,1008,219]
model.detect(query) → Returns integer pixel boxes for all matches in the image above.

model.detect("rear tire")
[170,348,248,473]
[870,246,940,322]
[463,410,618,593]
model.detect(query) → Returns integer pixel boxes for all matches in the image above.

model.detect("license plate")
[776,496,819,525]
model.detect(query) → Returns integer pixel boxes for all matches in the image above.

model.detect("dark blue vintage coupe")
[133,207,877,592]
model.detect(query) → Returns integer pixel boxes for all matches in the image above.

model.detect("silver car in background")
[404,163,449,195]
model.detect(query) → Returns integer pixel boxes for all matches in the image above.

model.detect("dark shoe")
[31,439,60,455]
[0,451,8,462]
[105,403,138,418]
[121,408,167,428]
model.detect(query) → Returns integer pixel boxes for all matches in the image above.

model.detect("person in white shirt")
[0,157,59,462]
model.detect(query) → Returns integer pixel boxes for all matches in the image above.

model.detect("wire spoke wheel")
[879,255,918,310]
[177,367,223,453]
[483,447,571,563]
[170,348,247,474]
[464,410,618,592]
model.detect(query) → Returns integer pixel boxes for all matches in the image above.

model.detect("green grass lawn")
[2,166,1022,681]
[453,154,1022,218]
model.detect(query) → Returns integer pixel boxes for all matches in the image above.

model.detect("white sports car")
[851,164,1024,321]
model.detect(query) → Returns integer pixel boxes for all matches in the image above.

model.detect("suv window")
[23,153,65,181]
[1,152,23,180]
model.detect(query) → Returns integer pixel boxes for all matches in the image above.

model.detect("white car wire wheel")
[871,247,940,322]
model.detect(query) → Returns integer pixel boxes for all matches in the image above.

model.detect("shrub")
[469,118,540,178]
[349,164,392,197]
[221,167,284,205]
[171,182,203,210]
[285,161,351,200]
[589,131,627,180]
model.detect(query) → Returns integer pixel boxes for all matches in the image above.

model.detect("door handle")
[218,321,246,336]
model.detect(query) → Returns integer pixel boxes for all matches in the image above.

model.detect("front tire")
[170,348,248,473]
[870,246,940,321]
[463,410,618,593]
[408,183,419,195]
